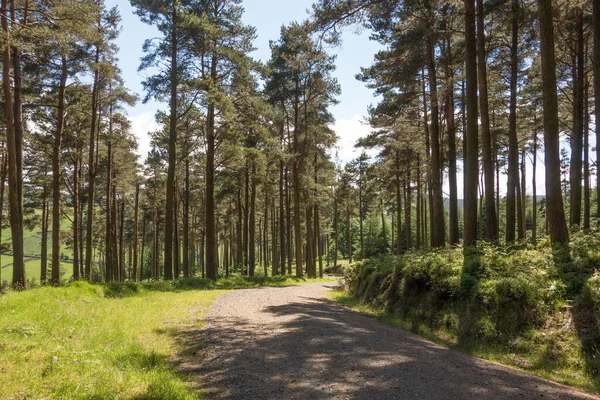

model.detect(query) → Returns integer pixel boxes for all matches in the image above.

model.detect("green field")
[0,215,75,285]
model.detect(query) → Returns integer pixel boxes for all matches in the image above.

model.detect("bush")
[581,272,600,318]
[473,277,543,336]
[345,243,571,344]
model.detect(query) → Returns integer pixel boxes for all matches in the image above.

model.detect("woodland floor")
[180,282,600,400]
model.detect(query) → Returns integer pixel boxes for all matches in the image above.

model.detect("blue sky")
[105,0,382,163]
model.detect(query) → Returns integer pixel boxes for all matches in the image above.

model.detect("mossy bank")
[333,232,600,393]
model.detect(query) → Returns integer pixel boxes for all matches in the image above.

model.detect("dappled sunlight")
[169,283,596,399]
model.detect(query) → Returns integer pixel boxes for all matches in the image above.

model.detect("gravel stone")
[191,283,599,400]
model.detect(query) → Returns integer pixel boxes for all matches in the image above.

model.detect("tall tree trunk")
[516,163,523,240]
[416,155,421,249]
[293,88,303,277]
[479,171,484,241]
[426,29,446,248]
[249,163,256,276]
[306,204,314,277]
[272,202,277,276]
[279,125,286,274]
[464,0,479,247]
[380,199,388,253]
[41,193,48,283]
[532,121,538,241]
[315,204,322,278]
[358,166,364,259]
[183,159,190,277]
[51,54,68,286]
[73,158,80,280]
[174,179,180,279]
[405,152,412,250]
[237,188,242,269]
[334,189,339,268]
[264,187,269,276]
[595,0,600,219]
[243,168,249,274]
[537,0,569,245]
[520,149,527,239]
[346,203,352,263]
[0,151,4,285]
[132,183,139,281]
[583,73,590,231]
[476,0,499,242]
[506,0,520,243]
[200,228,205,278]
[105,141,113,281]
[153,207,158,280]
[286,166,292,275]
[111,172,119,280]
[85,46,100,281]
[395,153,403,255]
[3,0,25,288]
[164,4,178,281]
[140,213,146,281]
[422,69,433,248]
[569,10,584,227]
[119,200,125,280]
[445,33,459,246]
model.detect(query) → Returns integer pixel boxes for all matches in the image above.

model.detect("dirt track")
[184,282,599,400]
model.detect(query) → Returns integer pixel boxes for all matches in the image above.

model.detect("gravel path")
[183,283,599,400]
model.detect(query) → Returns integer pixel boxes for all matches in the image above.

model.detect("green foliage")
[341,237,600,392]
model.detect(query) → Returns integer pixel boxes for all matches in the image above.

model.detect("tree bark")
[520,149,527,239]
[464,0,479,247]
[119,200,125,280]
[395,152,403,255]
[51,54,68,286]
[595,0,600,218]
[445,33,459,246]
[73,158,80,280]
[183,159,190,277]
[583,73,590,231]
[532,119,538,241]
[243,167,249,274]
[249,162,256,276]
[405,152,412,250]
[85,46,100,281]
[164,3,178,281]
[426,30,445,248]
[569,10,584,227]
[140,211,146,281]
[279,122,286,274]
[174,179,180,279]
[476,0,499,242]
[293,85,303,277]
[3,0,26,288]
[132,183,139,281]
[537,0,569,245]
[105,141,113,281]
[506,0,520,243]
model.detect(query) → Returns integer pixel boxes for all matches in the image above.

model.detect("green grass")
[0,275,333,399]
[329,289,600,394]
[1,212,75,284]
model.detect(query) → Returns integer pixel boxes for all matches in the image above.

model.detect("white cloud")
[129,113,158,160]
[331,115,374,164]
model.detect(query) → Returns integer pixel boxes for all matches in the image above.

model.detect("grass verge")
[0,275,332,399]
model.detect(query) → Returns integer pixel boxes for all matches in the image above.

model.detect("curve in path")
[182,283,599,400]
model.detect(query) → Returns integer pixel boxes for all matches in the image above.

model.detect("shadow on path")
[172,284,598,400]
